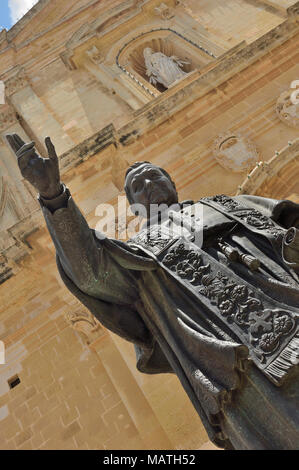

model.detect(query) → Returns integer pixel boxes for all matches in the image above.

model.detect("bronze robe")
[40,188,299,450]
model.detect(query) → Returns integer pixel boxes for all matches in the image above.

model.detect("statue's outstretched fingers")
[13,133,26,149]
[16,142,35,158]
[6,134,20,154]
[45,137,58,163]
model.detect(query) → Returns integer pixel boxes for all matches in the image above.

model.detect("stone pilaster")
[4,67,74,156]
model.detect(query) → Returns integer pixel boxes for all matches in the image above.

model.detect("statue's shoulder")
[199,193,283,217]
[199,194,299,227]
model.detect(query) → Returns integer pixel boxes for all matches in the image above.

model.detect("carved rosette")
[4,69,28,97]
[65,310,103,345]
[276,84,299,128]
[0,105,18,132]
[160,239,298,384]
[213,133,259,173]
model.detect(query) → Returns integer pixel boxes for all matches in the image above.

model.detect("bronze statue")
[6,133,299,450]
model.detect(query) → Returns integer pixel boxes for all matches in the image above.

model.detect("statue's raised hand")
[6,134,62,199]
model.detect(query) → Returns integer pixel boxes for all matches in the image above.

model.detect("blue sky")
[0,1,12,30]
[0,0,39,30]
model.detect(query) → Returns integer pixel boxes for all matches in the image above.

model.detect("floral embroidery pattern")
[131,226,173,253]
[162,242,296,359]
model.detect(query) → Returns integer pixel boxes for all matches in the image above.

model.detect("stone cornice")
[5,0,51,41]
[59,124,116,172]
[0,0,129,53]
[116,17,299,145]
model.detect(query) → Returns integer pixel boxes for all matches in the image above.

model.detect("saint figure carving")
[143,47,189,89]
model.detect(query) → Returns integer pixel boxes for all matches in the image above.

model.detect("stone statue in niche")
[143,47,190,89]
[6,133,299,450]
[276,82,299,128]
[213,132,259,173]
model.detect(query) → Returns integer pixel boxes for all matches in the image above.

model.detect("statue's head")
[143,47,153,58]
[124,161,178,218]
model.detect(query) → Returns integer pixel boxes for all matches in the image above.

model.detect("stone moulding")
[59,124,116,173]
[236,138,299,196]
[0,176,8,220]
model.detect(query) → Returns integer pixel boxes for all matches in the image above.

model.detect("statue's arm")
[39,188,104,296]
[235,194,299,229]
[5,134,136,304]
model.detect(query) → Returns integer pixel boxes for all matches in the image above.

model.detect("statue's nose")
[145,178,154,195]
[145,178,152,188]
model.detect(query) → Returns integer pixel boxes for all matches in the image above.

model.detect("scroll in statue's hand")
[6,133,62,199]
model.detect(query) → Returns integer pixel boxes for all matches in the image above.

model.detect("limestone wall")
[0,0,298,450]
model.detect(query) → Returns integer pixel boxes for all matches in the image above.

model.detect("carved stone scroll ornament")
[0,105,18,132]
[86,45,104,65]
[143,47,190,89]
[276,83,299,128]
[154,3,175,20]
[4,68,28,97]
[213,133,259,173]
[65,310,103,345]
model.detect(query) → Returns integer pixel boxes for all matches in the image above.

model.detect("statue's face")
[125,163,178,217]
[143,47,153,58]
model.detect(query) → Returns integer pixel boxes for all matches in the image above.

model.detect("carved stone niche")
[213,133,259,173]
[276,82,299,129]
[65,310,103,345]
[117,30,214,94]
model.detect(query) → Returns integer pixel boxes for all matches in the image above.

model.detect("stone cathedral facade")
[0,0,298,450]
